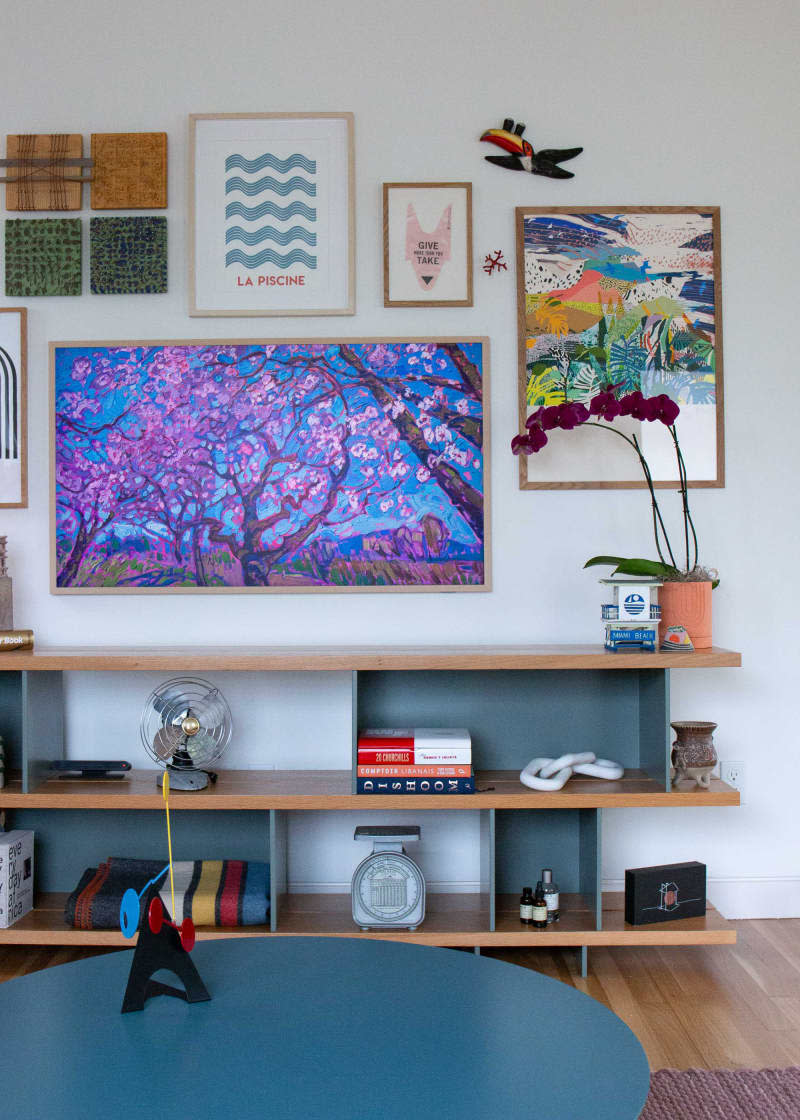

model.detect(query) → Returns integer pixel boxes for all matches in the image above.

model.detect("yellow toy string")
[163,771,175,918]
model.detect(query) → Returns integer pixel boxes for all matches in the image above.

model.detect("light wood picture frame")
[189,113,355,317]
[516,206,724,489]
[51,338,489,594]
[384,182,473,307]
[0,308,27,508]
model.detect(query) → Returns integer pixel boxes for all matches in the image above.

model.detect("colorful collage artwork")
[53,340,488,592]
[517,208,723,487]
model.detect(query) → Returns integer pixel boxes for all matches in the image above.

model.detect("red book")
[357,728,414,748]
[358,749,415,764]
[357,764,472,778]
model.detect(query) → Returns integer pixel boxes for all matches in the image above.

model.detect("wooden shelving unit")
[0,644,742,970]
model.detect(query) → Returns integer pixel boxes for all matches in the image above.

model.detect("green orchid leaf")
[583,555,629,568]
[612,558,681,579]
[584,555,682,579]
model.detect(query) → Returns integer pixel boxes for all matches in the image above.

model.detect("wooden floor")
[2,920,799,1071]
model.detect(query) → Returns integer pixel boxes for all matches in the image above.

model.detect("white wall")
[3,0,798,914]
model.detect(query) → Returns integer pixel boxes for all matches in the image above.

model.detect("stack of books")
[356,728,474,794]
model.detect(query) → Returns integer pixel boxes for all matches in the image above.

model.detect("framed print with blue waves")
[189,113,355,317]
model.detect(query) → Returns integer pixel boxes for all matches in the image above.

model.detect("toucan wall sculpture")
[480,119,582,179]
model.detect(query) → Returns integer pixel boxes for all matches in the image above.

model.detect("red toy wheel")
[148,895,164,935]
[179,917,196,952]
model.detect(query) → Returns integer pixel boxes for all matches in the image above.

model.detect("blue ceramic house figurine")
[600,579,662,652]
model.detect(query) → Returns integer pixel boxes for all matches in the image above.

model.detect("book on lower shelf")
[0,830,34,928]
[358,727,472,766]
[356,775,475,794]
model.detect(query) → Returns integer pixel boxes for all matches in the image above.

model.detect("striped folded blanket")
[64,857,270,930]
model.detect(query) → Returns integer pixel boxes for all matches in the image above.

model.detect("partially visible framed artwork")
[384,182,473,307]
[189,113,355,317]
[52,338,489,593]
[516,206,724,488]
[0,308,27,508]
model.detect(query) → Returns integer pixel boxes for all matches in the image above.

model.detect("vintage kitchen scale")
[351,826,426,931]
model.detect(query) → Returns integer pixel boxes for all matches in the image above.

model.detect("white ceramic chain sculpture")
[520,752,624,791]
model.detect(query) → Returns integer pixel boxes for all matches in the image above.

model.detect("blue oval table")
[0,937,649,1118]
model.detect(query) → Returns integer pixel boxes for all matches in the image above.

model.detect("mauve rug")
[640,1068,800,1119]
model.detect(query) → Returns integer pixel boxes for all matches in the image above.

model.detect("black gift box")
[624,861,706,925]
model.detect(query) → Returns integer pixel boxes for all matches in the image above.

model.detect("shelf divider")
[22,670,64,793]
[269,809,288,933]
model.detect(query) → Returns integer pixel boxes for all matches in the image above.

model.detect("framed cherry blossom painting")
[383,183,473,307]
[51,338,489,593]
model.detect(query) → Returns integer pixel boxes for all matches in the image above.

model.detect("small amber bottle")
[519,886,534,924]
[532,886,548,929]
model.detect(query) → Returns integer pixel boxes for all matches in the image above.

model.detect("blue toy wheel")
[119,888,140,939]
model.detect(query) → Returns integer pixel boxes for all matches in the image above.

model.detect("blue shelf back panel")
[9,808,270,893]
[357,669,644,771]
[494,809,586,895]
[0,670,23,770]
[579,808,601,926]
[638,669,670,787]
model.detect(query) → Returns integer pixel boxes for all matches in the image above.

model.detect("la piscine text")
[236,274,306,287]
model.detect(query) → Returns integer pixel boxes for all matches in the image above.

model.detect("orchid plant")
[511,389,717,584]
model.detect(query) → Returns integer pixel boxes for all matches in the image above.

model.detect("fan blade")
[185,729,217,762]
[153,725,182,762]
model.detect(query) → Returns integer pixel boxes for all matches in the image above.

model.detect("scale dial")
[351,850,425,930]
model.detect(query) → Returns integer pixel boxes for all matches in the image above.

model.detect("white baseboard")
[603,876,800,919]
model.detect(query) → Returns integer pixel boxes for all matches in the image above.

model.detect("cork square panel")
[5,218,82,296]
[90,216,167,294]
[90,132,167,209]
[5,134,85,211]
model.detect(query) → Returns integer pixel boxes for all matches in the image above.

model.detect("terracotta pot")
[659,580,713,648]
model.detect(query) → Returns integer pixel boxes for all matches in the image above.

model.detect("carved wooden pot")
[659,580,712,648]
[671,720,717,789]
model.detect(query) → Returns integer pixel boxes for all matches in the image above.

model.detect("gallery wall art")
[90,132,167,209]
[90,217,167,294]
[189,114,355,317]
[52,338,489,593]
[5,218,82,296]
[0,308,27,508]
[383,183,473,307]
[3,134,89,210]
[516,206,724,489]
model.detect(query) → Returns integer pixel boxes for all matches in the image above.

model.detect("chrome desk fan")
[140,677,232,790]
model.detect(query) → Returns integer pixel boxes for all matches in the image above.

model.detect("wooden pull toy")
[119,771,210,1012]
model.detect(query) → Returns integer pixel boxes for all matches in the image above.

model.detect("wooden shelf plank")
[0,769,740,809]
[0,891,736,948]
[275,892,492,944]
[599,892,736,945]
[0,644,742,672]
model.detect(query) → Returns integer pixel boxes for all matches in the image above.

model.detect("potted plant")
[511,389,718,647]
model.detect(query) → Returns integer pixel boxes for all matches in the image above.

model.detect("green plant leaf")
[584,555,682,579]
[612,558,682,579]
[583,555,630,568]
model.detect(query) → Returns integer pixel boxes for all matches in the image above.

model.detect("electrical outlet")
[720,760,745,796]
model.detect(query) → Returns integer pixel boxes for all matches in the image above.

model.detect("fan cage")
[140,676,233,770]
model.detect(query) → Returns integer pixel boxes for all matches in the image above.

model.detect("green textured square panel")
[5,218,82,296]
[90,216,167,294]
